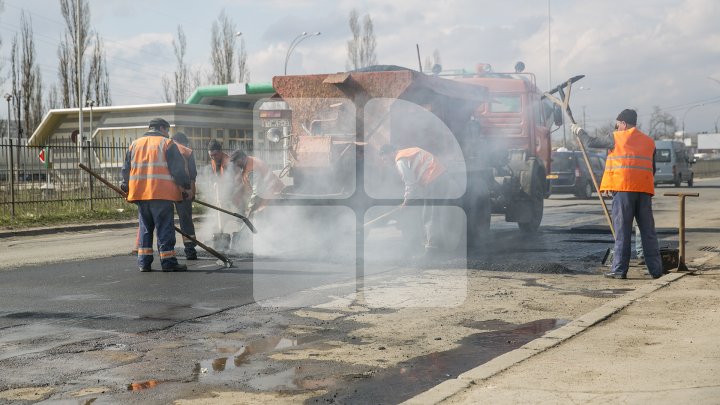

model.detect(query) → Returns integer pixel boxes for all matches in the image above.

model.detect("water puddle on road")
[195,335,322,383]
[192,320,566,403]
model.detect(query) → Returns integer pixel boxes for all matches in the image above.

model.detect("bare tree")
[648,105,677,140]
[86,32,111,106]
[162,26,188,102]
[210,9,239,84]
[58,0,90,108]
[346,9,378,70]
[46,84,60,110]
[0,0,6,138]
[57,0,111,108]
[9,11,43,139]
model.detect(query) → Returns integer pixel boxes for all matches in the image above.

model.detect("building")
[26,83,282,174]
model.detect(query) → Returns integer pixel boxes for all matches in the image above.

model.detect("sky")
[1,0,720,134]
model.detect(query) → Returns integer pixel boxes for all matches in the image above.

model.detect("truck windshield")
[489,95,521,113]
[655,149,671,163]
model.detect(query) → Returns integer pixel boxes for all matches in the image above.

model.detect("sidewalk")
[406,254,720,404]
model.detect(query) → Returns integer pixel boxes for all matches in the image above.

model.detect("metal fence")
[0,137,280,221]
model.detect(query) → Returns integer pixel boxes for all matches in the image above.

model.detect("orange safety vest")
[599,127,655,195]
[394,147,445,186]
[175,143,192,175]
[127,136,182,202]
[240,156,284,197]
[211,153,230,176]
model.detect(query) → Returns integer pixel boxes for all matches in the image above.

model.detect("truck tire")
[518,169,545,233]
[467,198,491,245]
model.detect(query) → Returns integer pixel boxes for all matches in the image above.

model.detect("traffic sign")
[38,147,48,167]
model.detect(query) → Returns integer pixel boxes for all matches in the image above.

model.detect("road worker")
[229,149,284,217]
[171,132,198,260]
[379,144,452,255]
[208,139,230,177]
[120,118,192,272]
[572,109,663,279]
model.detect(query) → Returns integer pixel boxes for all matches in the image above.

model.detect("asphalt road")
[0,178,717,403]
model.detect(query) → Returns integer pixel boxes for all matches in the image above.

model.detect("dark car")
[547,149,606,198]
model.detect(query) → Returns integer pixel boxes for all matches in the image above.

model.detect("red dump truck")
[260,64,563,245]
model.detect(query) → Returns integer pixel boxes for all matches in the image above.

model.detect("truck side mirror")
[553,106,564,127]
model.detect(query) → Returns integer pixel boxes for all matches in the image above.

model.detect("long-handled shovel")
[543,76,616,262]
[363,206,403,229]
[78,163,234,268]
[193,199,257,234]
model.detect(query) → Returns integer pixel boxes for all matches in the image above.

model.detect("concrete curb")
[401,252,720,405]
[0,221,138,238]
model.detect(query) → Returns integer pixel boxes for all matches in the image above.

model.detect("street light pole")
[86,100,94,141]
[284,31,321,75]
[681,104,705,144]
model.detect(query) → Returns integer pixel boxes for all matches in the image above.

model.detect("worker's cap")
[208,139,223,152]
[379,144,397,156]
[230,149,247,163]
[616,109,637,126]
[171,132,189,146]
[148,117,170,129]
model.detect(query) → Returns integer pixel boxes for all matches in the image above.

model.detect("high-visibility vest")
[175,143,192,176]
[211,153,230,176]
[394,147,445,186]
[175,142,196,195]
[599,127,655,195]
[127,135,182,202]
[240,156,284,197]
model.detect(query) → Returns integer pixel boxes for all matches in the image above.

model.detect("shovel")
[543,76,616,263]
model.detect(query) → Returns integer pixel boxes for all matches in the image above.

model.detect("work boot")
[139,265,151,272]
[186,250,198,260]
[604,271,627,279]
[162,263,188,272]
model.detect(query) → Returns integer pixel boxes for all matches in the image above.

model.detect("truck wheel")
[674,175,681,187]
[518,170,544,233]
[688,174,694,187]
[467,199,491,245]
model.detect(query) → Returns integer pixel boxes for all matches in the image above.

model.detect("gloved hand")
[120,183,128,193]
[571,124,585,136]
[182,188,194,201]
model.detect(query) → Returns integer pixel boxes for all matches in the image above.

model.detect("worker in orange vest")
[229,150,284,217]
[572,109,663,279]
[171,132,198,260]
[121,118,192,272]
[379,144,452,255]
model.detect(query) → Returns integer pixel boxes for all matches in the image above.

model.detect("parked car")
[654,140,694,187]
[548,149,606,198]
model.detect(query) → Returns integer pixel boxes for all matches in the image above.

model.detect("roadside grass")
[0,200,136,229]
[0,201,207,229]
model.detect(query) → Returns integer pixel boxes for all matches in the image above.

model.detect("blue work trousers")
[611,192,663,278]
[174,199,197,256]
[137,200,178,269]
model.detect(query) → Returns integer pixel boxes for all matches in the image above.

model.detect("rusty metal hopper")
[271,67,488,140]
